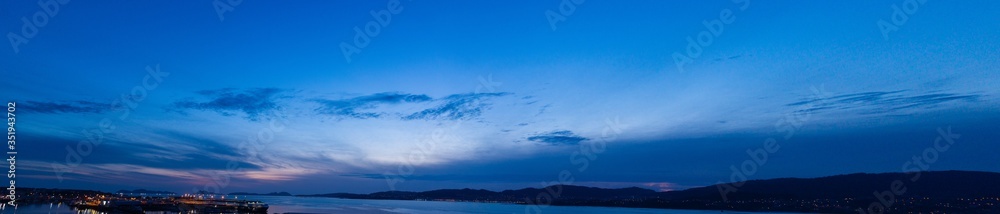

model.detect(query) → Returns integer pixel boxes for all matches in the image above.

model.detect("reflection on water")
[1,196,774,214]
[1,202,74,214]
[246,195,769,214]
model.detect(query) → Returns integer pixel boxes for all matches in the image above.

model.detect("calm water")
[4,196,780,214]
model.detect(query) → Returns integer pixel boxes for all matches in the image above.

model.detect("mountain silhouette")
[302,171,1000,213]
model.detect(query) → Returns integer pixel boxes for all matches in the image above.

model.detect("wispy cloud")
[172,88,288,120]
[313,92,432,119]
[312,92,511,121]
[788,90,983,115]
[404,93,510,120]
[527,130,588,145]
[20,100,110,114]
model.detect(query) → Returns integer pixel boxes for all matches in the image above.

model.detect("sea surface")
[4,195,782,214]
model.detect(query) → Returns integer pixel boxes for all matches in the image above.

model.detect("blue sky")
[2,0,999,194]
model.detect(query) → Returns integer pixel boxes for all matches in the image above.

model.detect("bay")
[4,196,784,214]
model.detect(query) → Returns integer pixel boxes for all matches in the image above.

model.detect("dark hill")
[229,191,293,196]
[301,171,1000,213]
[662,170,1000,201]
[116,189,177,195]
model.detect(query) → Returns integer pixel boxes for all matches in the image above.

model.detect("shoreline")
[288,195,807,213]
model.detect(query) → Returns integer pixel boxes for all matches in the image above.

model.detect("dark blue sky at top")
[1,0,998,194]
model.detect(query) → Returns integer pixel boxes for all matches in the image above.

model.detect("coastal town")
[2,188,267,213]
[7,181,1000,214]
